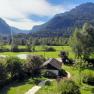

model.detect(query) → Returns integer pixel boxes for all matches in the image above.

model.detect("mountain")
[0,18,29,36]
[31,2,94,37]
[0,18,11,36]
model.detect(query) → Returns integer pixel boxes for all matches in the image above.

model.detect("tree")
[26,55,46,77]
[6,57,23,80]
[11,44,19,52]
[0,58,7,82]
[26,41,31,52]
[70,23,94,59]
[69,28,82,58]
[70,23,94,85]
[31,40,36,53]
[0,37,4,51]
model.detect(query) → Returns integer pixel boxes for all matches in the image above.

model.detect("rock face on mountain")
[0,18,11,36]
[31,3,94,37]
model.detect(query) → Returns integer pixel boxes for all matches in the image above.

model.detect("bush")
[11,44,19,52]
[59,79,80,94]
[92,88,94,94]
[44,71,57,78]
[33,79,41,85]
[33,78,46,85]
[59,69,67,77]
[45,80,51,86]
[84,58,94,67]
[0,58,8,88]
[26,55,46,77]
[45,47,56,52]
[6,57,24,80]
[82,71,94,85]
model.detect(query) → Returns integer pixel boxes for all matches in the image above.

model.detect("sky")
[0,0,94,30]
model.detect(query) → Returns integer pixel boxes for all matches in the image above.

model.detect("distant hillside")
[31,2,94,37]
[0,18,11,36]
[0,18,29,36]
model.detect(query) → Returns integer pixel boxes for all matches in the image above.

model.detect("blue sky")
[0,0,94,30]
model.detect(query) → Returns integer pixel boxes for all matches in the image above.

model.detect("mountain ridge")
[31,2,94,37]
[0,18,30,36]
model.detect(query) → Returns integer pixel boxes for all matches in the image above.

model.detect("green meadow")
[0,45,75,59]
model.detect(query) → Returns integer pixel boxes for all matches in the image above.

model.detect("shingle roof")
[42,58,62,69]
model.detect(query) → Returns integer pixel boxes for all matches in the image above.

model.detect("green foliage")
[43,71,57,78]
[74,60,88,70]
[11,44,19,52]
[59,69,67,77]
[45,80,51,86]
[73,59,88,85]
[29,37,69,46]
[6,57,23,79]
[69,28,82,58]
[26,40,31,52]
[82,71,94,85]
[0,58,7,81]
[26,55,46,76]
[59,79,80,94]
[45,47,56,52]
[92,88,94,94]
[70,23,94,59]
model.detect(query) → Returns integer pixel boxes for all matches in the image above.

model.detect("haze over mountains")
[0,2,94,37]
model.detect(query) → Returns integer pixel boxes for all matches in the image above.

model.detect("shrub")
[33,78,46,85]
[82,71,94,85]
[33,79,41,85]
[11,44,19,52]
[0,58,8,88]
[59,51,73,65]
[92,88,94,94]
[6,57,24,80]
[59,79,80,94]
[59,69,67,77]
[45,80,51,86]
[44,71,57,78]
[84,58,94,67]
[45,47,56,52]
[26,55,46,77]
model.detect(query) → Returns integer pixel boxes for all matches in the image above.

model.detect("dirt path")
[25,79,51,94]
[66,71,71,78]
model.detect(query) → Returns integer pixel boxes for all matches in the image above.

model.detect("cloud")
[11,0,65,17]
[3,18,44,30]
[0,0,69,29]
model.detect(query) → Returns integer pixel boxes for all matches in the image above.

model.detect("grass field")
[0,46,75,59]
